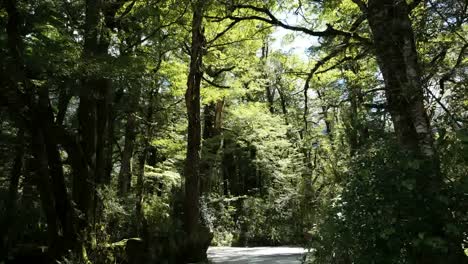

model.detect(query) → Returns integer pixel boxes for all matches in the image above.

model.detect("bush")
[205,193,303,247]
[309,141,468,263]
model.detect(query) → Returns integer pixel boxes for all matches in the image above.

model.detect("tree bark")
[345,82,368,155]
[76,0,117,223]
[184,0,204,236]
[3,0,78,258]
[95,79,113,185]
[0,129,24,257]
[277,87,289,124]
[135,145,148,236]
[183,1,212,261]
[135,88,156,235]
[368,0,434,158]
[367,0,467,262]
[38,84,78,256]
[31,128,60,257]
[261,40,276,113]
[221,138,236,196]
[119,113,137,195]
[118,85,142,195]
[75,0,100,222]
[317,90,333,141]
[200,100,224,193]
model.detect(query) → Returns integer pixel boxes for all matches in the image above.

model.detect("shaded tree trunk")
[317,90,333,141]
[184,0,205,238]
[368,0,434,158]
[118,85,142,195]
[261,40,276,113]
[104,106,115,184]
[135,145,148,236]
[200,100,224,193]
[4,0,78,259]
[38,85,78,256]
[118,112,137,195]
[347,84,359,154]
[31,128,60,258]
[345,82,368,155]
[0,129,24,257]
[95,78,113,185]
[76,0,119,223]
[135,88,156,235]
[74,0,100,223]
[183,1,212,262]
[277,87,289,124]
[367,0,467,263]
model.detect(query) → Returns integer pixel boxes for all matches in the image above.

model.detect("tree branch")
[351,0,368,14]
[202,75,230,89]
[116,0,137,20]
[303,46,347,131]
[315,48,370,74]
[301,13,367,130]
[438,43,467,100]
[409,0,423,11]
[205,65,236,78]
[227,4,371,44]
[207,19,242,45]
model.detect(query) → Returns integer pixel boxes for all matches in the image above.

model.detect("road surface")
[207,247,306,264]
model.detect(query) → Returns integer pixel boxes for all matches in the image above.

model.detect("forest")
[0,0,467,263]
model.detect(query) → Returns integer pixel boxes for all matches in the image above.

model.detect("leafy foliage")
[1,0,467,263]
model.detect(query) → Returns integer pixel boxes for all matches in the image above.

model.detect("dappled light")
[208,247,307,263]
[0,0,467,264]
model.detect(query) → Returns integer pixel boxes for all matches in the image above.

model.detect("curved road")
[207,247,307,264]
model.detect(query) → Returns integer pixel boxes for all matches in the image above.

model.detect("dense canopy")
[0,0,467,263]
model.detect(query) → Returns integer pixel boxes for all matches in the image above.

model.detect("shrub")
[309,141,468,263]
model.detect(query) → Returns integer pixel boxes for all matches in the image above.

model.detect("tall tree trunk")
[76,0,115,224]
[0,129,24,257]
[119,113,137,195]
[118,85,142,195]
[95,79,113,185]
[347,84,359,154]
[76,0,99,220]
[200,103,215,194]
[317,90,332,136]
[135,88,156,235]
[185,2,204,234]
[261,40,275,113]
[38,84,79,256]
[104,105,115,184]
[367,0,467,263]
[4,0,78,259]
[200,100,224,193]
[266,85,276,114]
[135,145,148,236]
[183,1,212,261]
[31,127,59,257]
[345,82,368,155]
[277,87,289,124]
[368,0,434,157]
[221,138,236,196]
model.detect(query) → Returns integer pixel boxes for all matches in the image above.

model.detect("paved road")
[207,247,306,264]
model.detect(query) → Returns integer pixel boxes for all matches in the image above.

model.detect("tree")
[218,0,467,261]
[366,0,466,262]
[0,0,466,263]
[182,0,212,262]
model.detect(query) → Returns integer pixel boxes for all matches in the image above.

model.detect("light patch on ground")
[208,247,307,264]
